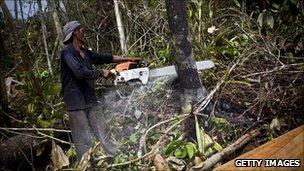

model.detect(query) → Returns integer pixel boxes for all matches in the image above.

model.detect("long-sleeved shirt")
[60,43,113,111]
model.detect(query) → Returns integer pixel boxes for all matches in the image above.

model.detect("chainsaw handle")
[110,69,117,75]
[102,69,116,79]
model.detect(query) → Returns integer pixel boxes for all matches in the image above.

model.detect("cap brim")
[63,32,73,43]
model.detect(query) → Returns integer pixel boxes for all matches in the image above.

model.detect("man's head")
[63,21,86,44]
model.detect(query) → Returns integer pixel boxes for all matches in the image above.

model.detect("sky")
[4,0,48,19]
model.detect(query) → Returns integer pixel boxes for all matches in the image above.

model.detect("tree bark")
[14,0,18,19]
[201,129,260,170]
[165,0,208,141]
[96,0,115,52]
[58,0,68,23]
[49,0,63,47]
[37,0,53,75]
[0,0,43,98]
[19,0,24,20]
[0,22,10,127]
[114,0,127,55]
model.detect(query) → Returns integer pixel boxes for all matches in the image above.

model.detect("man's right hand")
[102,69,115,79]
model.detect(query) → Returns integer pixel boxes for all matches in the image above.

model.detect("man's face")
[73,26,86,43]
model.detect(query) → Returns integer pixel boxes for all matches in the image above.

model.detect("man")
[60,20,140,161]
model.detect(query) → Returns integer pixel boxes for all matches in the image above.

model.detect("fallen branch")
[241,63,304,78]
[0,127,72,145]
[0,127,71,133]
[37,131,72,145]
[196,129,260,170]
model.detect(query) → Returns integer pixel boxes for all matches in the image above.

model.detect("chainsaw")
[112,60,215,85]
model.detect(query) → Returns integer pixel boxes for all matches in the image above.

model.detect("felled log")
[214,125,304,171]
[0,134,49,166]
[191,129,260,170]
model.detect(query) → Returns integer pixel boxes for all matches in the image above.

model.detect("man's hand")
[102,69,115,79]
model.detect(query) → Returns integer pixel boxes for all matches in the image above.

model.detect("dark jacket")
[60,43,113,111]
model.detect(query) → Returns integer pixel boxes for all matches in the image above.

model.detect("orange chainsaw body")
[115,61,139,73]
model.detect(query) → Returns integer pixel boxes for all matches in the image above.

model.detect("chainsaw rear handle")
[114,59,146,73]
[112,59,149,85]
[115,67,149,85]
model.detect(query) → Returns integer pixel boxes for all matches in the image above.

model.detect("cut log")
[192,129,261,170]
[0,134,49,166]
[214,125,304,171]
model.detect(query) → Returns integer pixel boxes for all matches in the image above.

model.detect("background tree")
[0,0,43,97]
[0,0,302,169]
[114,0,128,55]
[95,0,115,52]
[0,14,10,127]
[37,0,52,75]
[18,0,24,20]
[13,0,18,19]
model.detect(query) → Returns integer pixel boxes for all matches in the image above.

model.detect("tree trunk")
[114,0,127,55]
[14,0,18,19]
[49,0,63,47]
[165,0,208,141]
[0,23,10,127]
[0,0,43,98]
[19,0,24,20]
[58,0,68,23]
[37,0,53,75]
[96,0,115,52]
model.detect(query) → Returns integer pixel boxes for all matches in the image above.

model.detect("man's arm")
[87,50,114,64]
[63,51,103,79]
[88,50,141,64]
[86,50,141,78]
[113,55,141,63]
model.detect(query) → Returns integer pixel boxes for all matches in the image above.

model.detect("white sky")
[4,0,48,19]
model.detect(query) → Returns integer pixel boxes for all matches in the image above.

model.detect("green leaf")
[185,142,196,159]
[201,129,213,146]
[233,0,241,7]
[164,139,183,155]
[290,0,298,5]
[44,83,61,97]
[37,119,55,128]
[272,3,279,9]
[208,1,213,18]
[195,115,204,154]
[211,117,230,127]
[191,0,199,4]
[188,9,193,18]
[266,13,274,28]
[66,146,76,159]
[213,142,223,152]
[174,148,187,159]
[257,12,264,27]
[129,133,137,143]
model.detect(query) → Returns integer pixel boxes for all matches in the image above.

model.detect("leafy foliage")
[0,0,303,170]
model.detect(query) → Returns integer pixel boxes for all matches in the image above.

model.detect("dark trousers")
[68,107,116,161]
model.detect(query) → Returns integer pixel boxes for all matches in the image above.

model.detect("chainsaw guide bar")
[114,60,215,85]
